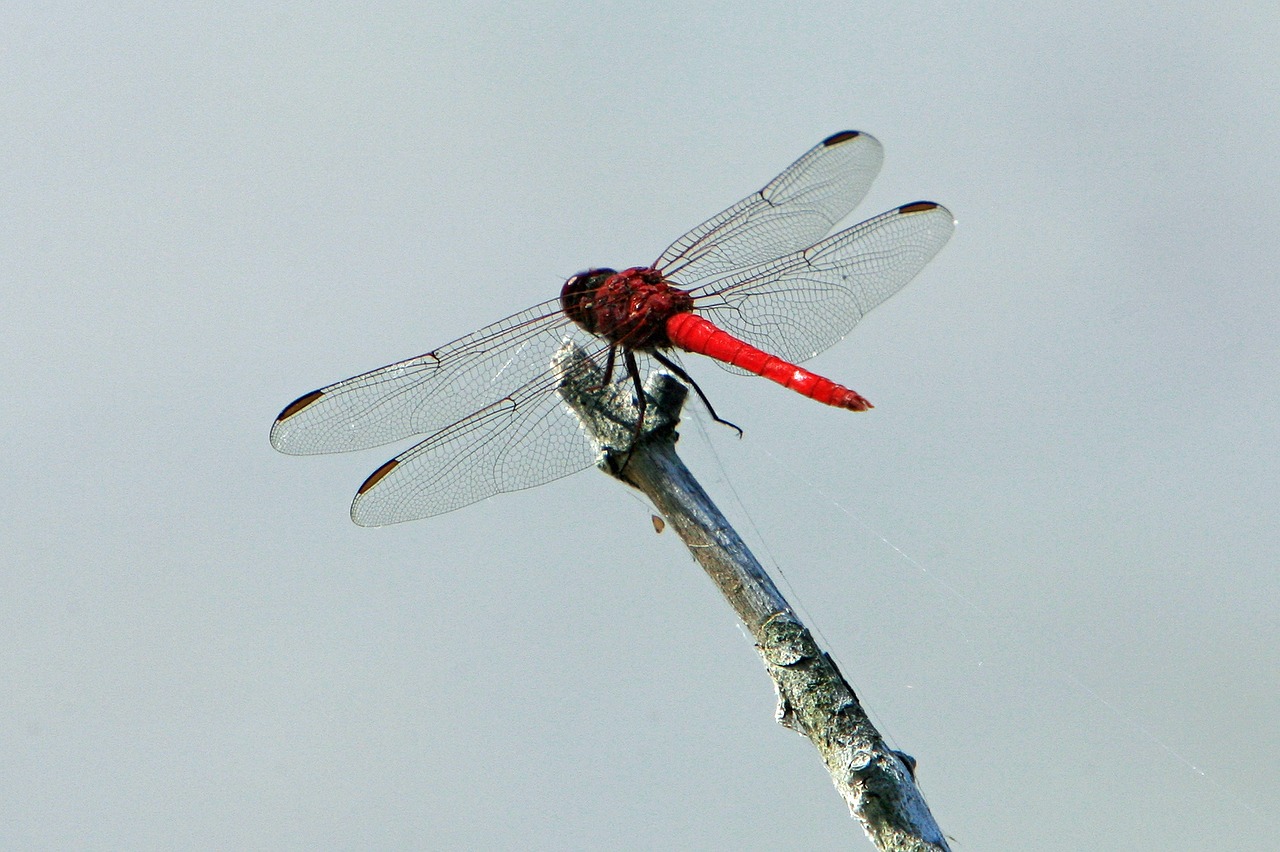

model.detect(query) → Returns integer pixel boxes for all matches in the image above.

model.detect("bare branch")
[554,341,950,851]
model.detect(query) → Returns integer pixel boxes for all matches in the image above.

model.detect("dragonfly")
[271,131,954,526]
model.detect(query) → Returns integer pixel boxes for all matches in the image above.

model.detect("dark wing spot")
[898,201,940,214]
[358,458,399,495]
[276,389,324,422]
[822,130,861,146]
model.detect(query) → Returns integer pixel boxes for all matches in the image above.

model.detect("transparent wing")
[685,202,955,366]
[349,338,638,526]
[270,298,571,455]
[653,131,884,282]
[274,134,948,524]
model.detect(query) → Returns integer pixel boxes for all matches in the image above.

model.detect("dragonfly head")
[560,268,617,333]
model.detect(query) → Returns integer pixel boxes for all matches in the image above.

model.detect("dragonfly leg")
[625,349,649,453]
[592,345,618,391]
[594,349,651,475]
[651,350,743,438]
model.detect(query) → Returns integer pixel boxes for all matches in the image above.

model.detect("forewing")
[690,202,955,365]
[349,338,620,526]
[270,298,570,455]
[654,131,884,282]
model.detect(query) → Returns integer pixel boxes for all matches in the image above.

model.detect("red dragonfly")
[271,131,954,526]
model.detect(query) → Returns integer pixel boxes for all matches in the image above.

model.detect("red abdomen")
[664,312,872,411]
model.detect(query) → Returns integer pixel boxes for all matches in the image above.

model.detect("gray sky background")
[5,3,1278,849]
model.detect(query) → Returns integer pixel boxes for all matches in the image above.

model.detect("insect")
[271,131,954,525]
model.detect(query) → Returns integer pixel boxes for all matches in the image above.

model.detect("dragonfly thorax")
[560,266,695,350]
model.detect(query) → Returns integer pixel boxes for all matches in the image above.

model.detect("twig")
[554,342,950,852]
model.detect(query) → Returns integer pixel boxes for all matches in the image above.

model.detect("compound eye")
[561,271,596,305]
[561,268,615,332]
[565,268,615,292]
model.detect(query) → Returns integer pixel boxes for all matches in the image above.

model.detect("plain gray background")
[5,3,1277,849]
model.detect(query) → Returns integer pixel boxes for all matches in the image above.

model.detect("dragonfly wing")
[655,131,884,282]
[270,298,571,455]
[691,202,955,366]
[349,339,621,525]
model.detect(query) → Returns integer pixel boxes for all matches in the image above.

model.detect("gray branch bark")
[554,342,950,852]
